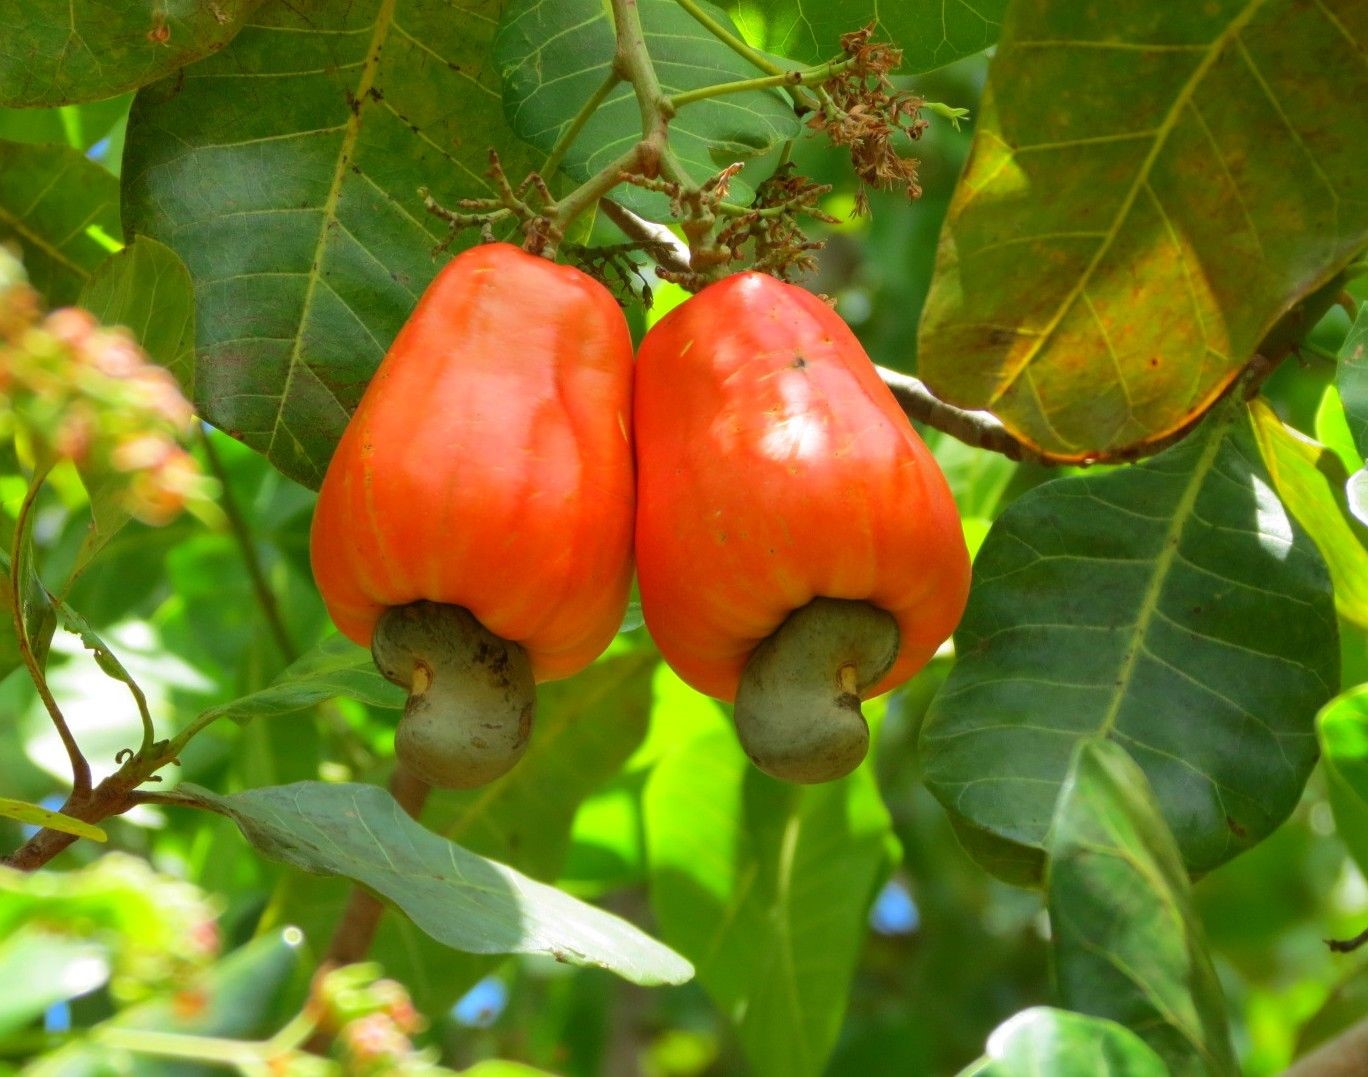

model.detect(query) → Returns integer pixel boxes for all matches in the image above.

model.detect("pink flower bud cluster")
[307,962,434,1073]
[0,279,208,525]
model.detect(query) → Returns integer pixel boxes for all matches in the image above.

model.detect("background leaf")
[920,407,1338,878]
[26,930,306,1077]
[0,927,109,1036]
[203,632,402,722]
[727,0,1007,73]
[122,0,539,488]
[960,1007,1168,1076]
[495,0,801,212]
[0,0,262,106]
[644,724,896,1077]
[80,235,195,394]
[1047,739,1236,1075]
[1249,398,1368,629]
[1340,305,1368,459]
[1317,685,1368,878]
[180,780,695,987]
[918,0,1368,459]
[0,139,119,304]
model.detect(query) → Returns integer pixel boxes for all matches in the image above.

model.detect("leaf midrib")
[264,0,398,464]
[985,0,1271,411]
[1095,409,1231,739]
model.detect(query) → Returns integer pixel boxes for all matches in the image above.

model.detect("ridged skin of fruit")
[310,243,635,682]
[635,272,970,701]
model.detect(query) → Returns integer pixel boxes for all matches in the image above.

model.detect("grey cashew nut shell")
[734,597,900,784]
[371,601,535,790]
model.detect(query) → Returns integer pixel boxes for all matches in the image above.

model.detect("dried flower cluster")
[717,165,838,282]
[809,26,929,213]
[0,253,208,525]
[622,163,837,291]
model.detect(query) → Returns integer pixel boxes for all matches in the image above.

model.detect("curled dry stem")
[734,598,899,783]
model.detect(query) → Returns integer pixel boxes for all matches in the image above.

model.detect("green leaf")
[26,929,306,1076]
[0,139,120,305]
[644,726,895,1077]
[1249,398,1368,629]
[178,780,695,986]
[0,1,261,106]
[1317,684,1368,877]
[920,406,1339,879]
[727,0,1007,72]
[495,0,801,210]
[1339,304,1368,460]
[203,632,402,721]
[0,540,58,681]
[959,1007,1168,1076]
[918,0,1368,460]
[0,796,106,842]
[0,96,131,151]
[50,591,146,707]
[1047,739,1236,1075]
[80,235,195,395]
[122,0,539,489]
[0,927,109,1036]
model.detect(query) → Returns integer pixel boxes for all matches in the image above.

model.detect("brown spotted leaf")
[918,0,1368,461]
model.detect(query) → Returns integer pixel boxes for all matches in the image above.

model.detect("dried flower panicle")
[717,166,837,282]
[0,256,208,525]
[624,163,836,290]
[809,26,929,213]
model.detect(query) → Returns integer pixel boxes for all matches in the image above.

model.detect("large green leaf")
[1317,684,1368,877]
[1340,304,1368,459]
[728,0,1006,72]
[122,0,538,488]
[80,235,195,395]
[920,406,1338,879]
[959,1007,1168,1076]
[0,1,261,106]
[1249,398,1368,629]
[180,780,694,986]
[918,0,1368,460]
[644,725,895,1077]
[0,139,119,305]
[1047,739,1236,1075]
[495,0,800,210]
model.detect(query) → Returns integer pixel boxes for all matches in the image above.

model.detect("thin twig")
[323,764,431,966]
[10,465,92,798]
[600,199,1053,462]
[1326,924,1368,953]
[200,429,298,663]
